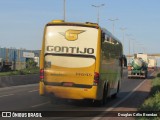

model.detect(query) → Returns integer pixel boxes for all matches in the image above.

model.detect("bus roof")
[46,20,122,45]
[46,20,100,28]
[102,28,122,45]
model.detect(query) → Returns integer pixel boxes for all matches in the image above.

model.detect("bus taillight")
[94,72,100,85]
[40,69,44,81]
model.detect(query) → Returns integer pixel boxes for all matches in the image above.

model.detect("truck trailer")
[148,58,157,70]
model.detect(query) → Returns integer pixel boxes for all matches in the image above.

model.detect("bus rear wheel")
[112,81,120,98]
[94,85,108,106]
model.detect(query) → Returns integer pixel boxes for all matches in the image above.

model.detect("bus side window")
[123,55,127,67]
[120,55,127,67]
[119,56,123,67]
[101,32,105,43]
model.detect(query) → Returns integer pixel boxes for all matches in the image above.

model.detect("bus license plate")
[63,82,73,87]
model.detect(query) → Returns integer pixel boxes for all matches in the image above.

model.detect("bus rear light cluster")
[94,72,100,85]
[40,69,44,81]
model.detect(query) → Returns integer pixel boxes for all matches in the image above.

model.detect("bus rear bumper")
[44,85,97,100]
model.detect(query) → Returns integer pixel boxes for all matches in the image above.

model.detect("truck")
[148,58,157,70]
[128,54,148,79]
[136,53,148,64]
[0,58,12,71]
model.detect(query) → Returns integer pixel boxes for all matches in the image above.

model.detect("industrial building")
[0,47,40,71]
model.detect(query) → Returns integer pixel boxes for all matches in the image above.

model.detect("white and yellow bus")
[39,20,124,105]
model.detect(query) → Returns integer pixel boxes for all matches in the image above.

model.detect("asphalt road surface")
[0,69,155,120]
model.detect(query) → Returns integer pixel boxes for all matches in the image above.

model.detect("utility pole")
[91,4,105,24]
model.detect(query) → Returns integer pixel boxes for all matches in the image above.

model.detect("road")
[0,69,155,120]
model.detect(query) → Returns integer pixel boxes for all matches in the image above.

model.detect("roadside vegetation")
[0,59,39,76]
[137,72,160,120]
[0,68,39,76]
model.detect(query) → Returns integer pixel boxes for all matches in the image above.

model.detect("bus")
[39,20,124,105]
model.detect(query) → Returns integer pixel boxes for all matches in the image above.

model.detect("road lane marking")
[0,83,38,92]
[28,89,38,93]
[0,94,14,98]
[31,101,50,108]
[91,71,156,120]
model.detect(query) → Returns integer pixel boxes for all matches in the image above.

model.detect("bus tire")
[112,81,120,98]
[94,84,108,106]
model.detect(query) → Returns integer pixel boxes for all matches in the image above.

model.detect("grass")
[137,73,160,120]
[157,73,160,77]
[0,68,39,76]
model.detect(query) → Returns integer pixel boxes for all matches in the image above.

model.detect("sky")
[0,0,160,55]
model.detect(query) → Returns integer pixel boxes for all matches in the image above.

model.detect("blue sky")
[0,0,160,55]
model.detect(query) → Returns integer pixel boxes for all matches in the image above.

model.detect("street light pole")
[126,34,132,63]
[130,38,135,54]
[63,0,66,21]
[120,27,127,53]
[108,18,118,35]
[92,4,105,24]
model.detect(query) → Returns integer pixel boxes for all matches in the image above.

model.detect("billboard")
[23,52,35,58]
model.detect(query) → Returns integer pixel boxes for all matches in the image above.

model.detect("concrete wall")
[0,74,39,88]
